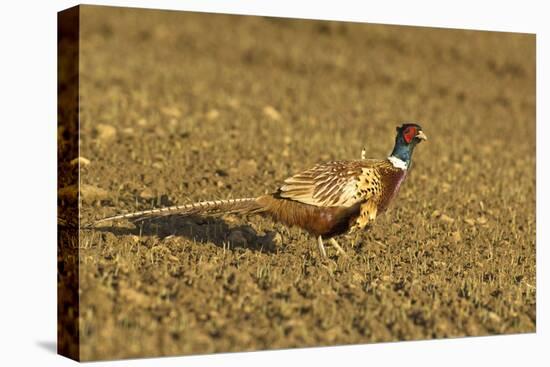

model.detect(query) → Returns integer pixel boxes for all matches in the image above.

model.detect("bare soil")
[73,5,535,361]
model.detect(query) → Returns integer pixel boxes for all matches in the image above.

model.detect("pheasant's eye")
[403,127,417,143]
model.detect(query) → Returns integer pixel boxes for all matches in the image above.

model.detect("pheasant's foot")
[329,238,347,257]
[350,233,361,248]
[317,235,327,258]
[320,259,338,275]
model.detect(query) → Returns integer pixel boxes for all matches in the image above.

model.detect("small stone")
[206,109,220,120]
[439,214,455,224]
[70,156,90,166]
[450,230,462,243]
[95,124,117,142]
[227,98,240,109]
[120,288,151,307]
[139,188,155,200]
[487,311,501,322]
[161,106,182,118]
[80,184,109,203]
[121,127,135,135]
[271,232,283,246]
[216,180,225,188]
[228,230,247,246]
[168,255,180,262]
[263,105,281,121]
[477,216,488,225]
[230,159,258,176]
[464,218,476,226]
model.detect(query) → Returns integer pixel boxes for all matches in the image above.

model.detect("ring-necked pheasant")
[94,123,427,257]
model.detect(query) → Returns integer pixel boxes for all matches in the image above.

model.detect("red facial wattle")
[403,127,417,144]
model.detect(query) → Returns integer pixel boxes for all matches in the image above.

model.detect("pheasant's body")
[258,158,408,238]
[94,123,427,257]
[257,192,363,238]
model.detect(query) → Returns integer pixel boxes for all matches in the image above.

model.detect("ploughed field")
[73,6,535,361]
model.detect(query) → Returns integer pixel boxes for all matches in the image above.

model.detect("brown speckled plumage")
[265,159,408,237]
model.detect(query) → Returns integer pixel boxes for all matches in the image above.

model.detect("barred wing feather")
[279,160,378,208]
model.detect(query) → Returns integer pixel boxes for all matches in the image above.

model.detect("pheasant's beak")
[415,130,428,141]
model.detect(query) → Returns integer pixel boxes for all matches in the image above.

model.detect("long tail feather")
[93,197,264,226]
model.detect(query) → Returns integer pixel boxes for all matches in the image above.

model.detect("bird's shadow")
[93,214,278,254]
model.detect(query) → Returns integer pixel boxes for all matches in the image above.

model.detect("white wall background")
[0,1,546,366]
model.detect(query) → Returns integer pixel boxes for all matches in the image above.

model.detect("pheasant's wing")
[278,160,382,207]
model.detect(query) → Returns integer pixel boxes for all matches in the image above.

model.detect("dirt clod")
[439,214,455,224]
[94,123,117,142]
[139,188,155,200]
[80,184,110,203]
[263,105,281,121]
[70,156,91,166]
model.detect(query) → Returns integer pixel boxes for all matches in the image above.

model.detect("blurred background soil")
[72,5,535,361]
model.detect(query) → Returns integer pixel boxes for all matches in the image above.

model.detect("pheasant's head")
[389,123,427,168]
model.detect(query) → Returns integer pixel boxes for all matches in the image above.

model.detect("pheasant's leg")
[329,238,346,256]
[317,235,327,258]
[351,233,360,248]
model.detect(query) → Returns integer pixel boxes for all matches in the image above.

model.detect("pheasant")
[94,123,427,257]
